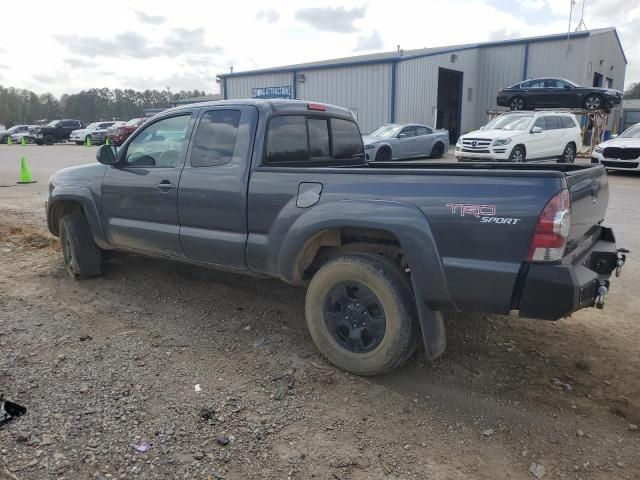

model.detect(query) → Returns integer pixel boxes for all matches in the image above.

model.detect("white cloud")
[354,30,384,51]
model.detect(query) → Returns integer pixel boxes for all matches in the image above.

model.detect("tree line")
[624,81,640,100]
[0,86,213,128]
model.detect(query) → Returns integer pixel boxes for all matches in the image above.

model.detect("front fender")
[47,185,109,248]
[276,199,455,311]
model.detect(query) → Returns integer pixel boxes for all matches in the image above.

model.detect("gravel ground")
[1,145,639,479]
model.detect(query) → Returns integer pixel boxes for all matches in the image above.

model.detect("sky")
[0,0,637,97]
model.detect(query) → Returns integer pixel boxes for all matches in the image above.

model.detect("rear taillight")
[498,88,503,94]
[527,189,571,262]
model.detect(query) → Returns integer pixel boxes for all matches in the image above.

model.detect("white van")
[456,111,583,163]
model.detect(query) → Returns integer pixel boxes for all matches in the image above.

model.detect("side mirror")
[531,126,543,134]
[563,85,572,89]
[96,144,118,165]
[398,133,407,138]
[610,134,618,139]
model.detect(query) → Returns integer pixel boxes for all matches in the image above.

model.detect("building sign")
[252,85,292,99]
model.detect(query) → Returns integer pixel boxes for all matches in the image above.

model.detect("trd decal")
[446,203,521,225]
[446,203,496,218]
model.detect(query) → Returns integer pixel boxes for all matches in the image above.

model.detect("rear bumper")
[517,227,624,320]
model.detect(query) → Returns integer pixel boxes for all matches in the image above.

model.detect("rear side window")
[190,110,241,167]
[308,118,330,159]
[265,115,364,166]
[561,116,577,129]
[416,126,431,136]
[266,116,308,164]
[331,118,364,161]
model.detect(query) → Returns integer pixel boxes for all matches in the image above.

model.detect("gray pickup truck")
[46,100,626,375]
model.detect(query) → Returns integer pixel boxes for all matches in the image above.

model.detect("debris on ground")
[132,442,150,453]
[529,462,546,478]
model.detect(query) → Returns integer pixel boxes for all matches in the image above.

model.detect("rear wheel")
[559,143,576,163]
[305,254,419,376]
[375,147,392,162]
[584,94,602,110]
[59,213,102,279]
[508,145,526,162]
[430,142,445,158]
[509,96,525,110]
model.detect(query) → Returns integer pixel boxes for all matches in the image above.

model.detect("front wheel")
[75,141,84,145]
[375,147,392,162]
[508,145,526,162]
[59,213,102,279]
[305,254,419,376]
[559,143,576,163]
[44,134,54,145]
[584,94,602,110]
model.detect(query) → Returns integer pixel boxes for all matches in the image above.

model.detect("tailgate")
[565,165,608,254]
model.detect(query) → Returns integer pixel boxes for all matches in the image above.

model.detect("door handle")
[156,181,175,190]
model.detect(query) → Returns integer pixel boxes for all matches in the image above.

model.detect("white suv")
[455,112,582,163]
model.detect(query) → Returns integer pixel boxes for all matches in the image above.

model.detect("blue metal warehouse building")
[217,28,627,139]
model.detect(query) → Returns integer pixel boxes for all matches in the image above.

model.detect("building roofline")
[218,29,613,79]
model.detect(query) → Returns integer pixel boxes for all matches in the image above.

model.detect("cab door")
[395,126,420,158]
[177,106,258,268]
[101,112,195,256]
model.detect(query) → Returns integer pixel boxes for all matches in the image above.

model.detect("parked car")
[70,122,118,145]
[45,99,625,376]
[456,111,582,163]
[1,125,33,144]
[363,123,449,161]
[9,131,35,144]
[591,123,640,171]
[107,118,146,146]
[90,121,126,145]
[497,78,622,111]
[31,119,84,145]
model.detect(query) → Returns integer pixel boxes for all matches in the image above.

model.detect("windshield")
[620,125,640,139]
[7,126,19,132]
[369,125,402,138]
[484,114,533,131]
[47,120,60,127]
[86,122,99,129]
[125,118,142,126]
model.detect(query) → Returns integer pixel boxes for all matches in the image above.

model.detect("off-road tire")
[59,212,102,279]
[305,254,419,376]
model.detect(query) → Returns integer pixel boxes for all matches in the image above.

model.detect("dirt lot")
[1,145,639,479]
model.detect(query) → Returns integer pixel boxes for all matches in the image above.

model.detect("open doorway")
[436,68,463,144]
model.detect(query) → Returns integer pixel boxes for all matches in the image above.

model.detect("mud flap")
[413,287,446,360]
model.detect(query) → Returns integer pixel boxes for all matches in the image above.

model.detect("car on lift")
[363,123,449,161]
[497,78,622,111]
[591,123,640,171]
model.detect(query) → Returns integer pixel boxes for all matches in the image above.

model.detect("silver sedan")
[363,123,449,161]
